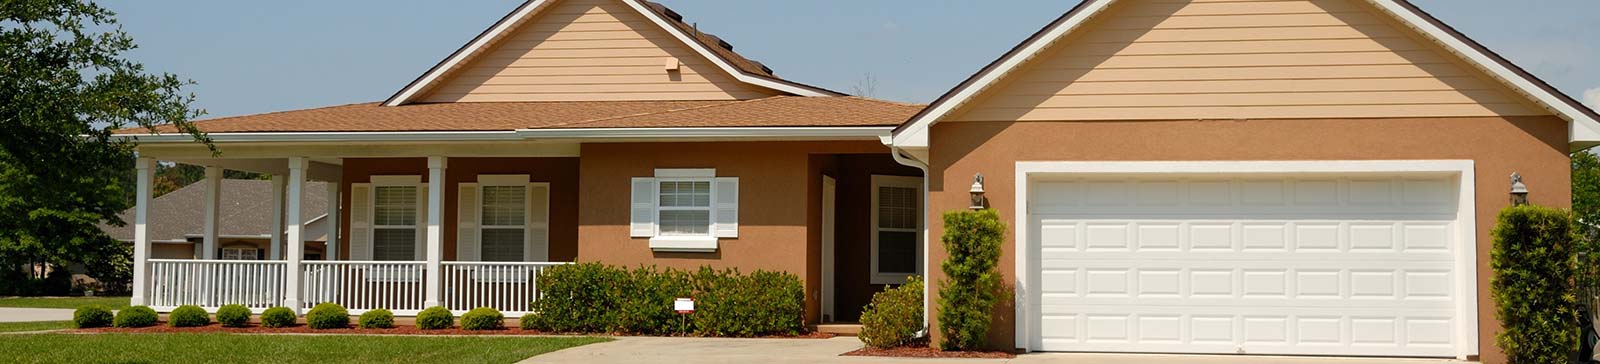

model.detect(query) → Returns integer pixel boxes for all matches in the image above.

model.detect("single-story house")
[100,179,330,260]
[116,0,1600,362]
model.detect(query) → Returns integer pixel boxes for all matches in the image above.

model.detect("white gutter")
[117,127,894,143]
[119,131,524,143]
[883,136,933,338]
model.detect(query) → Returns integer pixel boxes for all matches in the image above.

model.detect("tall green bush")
[523,263,803,337]
[937,209,1004,351]
[859,276,924,348]
[1491,205,1579,363]
[524,263,628,333]
[691,267,804,337]
[615,266,691,335]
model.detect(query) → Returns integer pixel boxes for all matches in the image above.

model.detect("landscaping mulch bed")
[78,324,835,339]
[842,346,1016,359]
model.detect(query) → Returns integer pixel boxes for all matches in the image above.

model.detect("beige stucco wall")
[924,116,1571,363]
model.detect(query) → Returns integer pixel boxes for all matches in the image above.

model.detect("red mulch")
[76,323,834,339]
[842,341,1016,359]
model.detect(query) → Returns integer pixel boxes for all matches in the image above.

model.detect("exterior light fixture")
[1509,172,1529,206]
[969,173,986,210]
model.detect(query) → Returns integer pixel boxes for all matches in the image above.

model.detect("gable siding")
[417,0,780,103]
[947,0,1548,122]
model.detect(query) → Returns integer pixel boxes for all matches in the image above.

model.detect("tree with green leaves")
[1576,150,1598,243]
[937,209,1004,351]
[1,0,208,295]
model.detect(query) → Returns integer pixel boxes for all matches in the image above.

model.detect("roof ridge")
[539,96,788,129]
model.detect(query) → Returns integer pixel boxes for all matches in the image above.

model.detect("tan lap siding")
[417,0,779,102]
[948,0,1547,122]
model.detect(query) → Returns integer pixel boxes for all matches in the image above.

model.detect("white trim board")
[890,0,1600,152]
[382,0,837,106]
[119,127,892,144]
[1011,160,1478,359]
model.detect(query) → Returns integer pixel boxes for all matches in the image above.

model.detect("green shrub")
[215,304,252,328]
[260,306,296,328]
[358,309,395,329]
[113,306,158,328]
[525,263,628,332]
[615,266,692,335]
[526,263,804,337]
[1492,205,1580,363]
[519,312,539,330]
[859,276,924,348]
[73,305,113,328]
[691,267,804,337]
[305,303,349,329]
[937,209,1004,351]
[416,306,454,330]
[461,307,505,330]
[168,305,211,327]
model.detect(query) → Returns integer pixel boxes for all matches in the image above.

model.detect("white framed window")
[631,169,737,252]
[458,176,550,264]
[871,175,922,285]
[370,176,422,261]
[480,183,528,262]
[221,247,259,260]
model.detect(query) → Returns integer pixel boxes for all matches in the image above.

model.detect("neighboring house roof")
[890,0,1600,152]
[123,96,920,134]
[101,179,330,243]
[383,0,840,106]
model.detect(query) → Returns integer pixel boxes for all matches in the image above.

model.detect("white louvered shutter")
[414,185,427,261]
[456,183,480,262]
[714,177,739,238]
[349,183,372,260]
[527,183,550,261]
[630,177,656,237]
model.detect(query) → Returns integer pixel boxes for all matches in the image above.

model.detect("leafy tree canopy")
[1,0,207,293]
[1576,150,1598,242]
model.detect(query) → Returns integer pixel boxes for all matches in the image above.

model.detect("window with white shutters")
[372,185,418,261]
[480,185,527,262]
[658,180,712,236]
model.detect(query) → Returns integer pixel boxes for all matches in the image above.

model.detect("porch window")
[871,175,922,285]
[657,180,712,236]
[480,185,527,262]
[221,247,259,260]
[372,185,418,261]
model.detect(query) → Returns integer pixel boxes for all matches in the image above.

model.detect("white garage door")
[1027,174,1463,357]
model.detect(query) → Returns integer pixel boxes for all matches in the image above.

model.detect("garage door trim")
[1013,160,1477,359]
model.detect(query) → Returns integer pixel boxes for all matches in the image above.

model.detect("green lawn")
[0,296,130,309]
[0,333,608,364]
[0,321,72,332]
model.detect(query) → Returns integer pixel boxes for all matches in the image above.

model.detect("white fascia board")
[616,0,834,97]
[384,0,550,106]
[1367,0,1600,152]
[890,0,1117,149]
[516,126,892,139]
[118,131,524,143]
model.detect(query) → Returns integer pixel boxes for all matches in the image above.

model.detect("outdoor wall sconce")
[1509,172,1529,206]
[969,173,986,210]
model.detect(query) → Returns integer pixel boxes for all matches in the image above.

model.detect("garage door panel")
[1028,175,1461,357]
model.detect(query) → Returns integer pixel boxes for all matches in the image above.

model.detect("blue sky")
[109,0,1600,119]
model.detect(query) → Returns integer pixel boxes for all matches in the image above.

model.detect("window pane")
[659,210,710,236]
[481,228,525,262]
[373,228,416,261]
[878,186,917,229]
[481,185,526,226]
[659,181,711,207]
[878,231,917,274]
[374,186,418,226]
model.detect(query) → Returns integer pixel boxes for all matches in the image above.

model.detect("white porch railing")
[301,261,427,315]
[147,259,286,312]
[441,262,568,315]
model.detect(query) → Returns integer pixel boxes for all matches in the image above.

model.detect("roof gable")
[892,0,1600,152]
[385,0,838,105]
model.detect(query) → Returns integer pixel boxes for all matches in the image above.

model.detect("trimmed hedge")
[416,306,454,330]
[168,305,210,327]
[358,309,395,329]
[519,312,539,330]
[216,304,252,328]
[1491,205,1580,363]
[461,307,505,330]
[113,306,158,328]
[524,263,803,337]
[305,303,350,329]
[260,307,296,328]
[937,209,1005,351]
[859,276,924,348]
[73,305,114,328]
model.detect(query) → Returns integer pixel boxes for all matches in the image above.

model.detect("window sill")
[649,236,718,252]
[871,273,913,286]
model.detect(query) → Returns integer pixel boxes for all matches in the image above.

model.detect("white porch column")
[326,180,340,261]
[284,157,307,311]
[424,156,446,308]
[201,166,222,260]
[270,175,286,260]
[130,158,155,306]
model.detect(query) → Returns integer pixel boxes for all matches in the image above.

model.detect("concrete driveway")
[521,336,1464,364]
[0,308,75,323]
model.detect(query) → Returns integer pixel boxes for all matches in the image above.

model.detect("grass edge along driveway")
[0,333,609,364]
[0,296,130,309]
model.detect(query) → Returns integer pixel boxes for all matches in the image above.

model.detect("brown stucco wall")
[576,141,888,324]
[926,116,1572,363]
[337,157,580,262]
